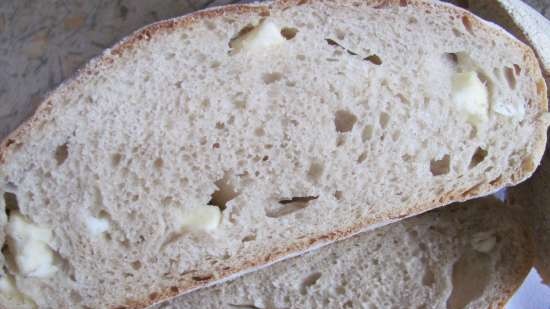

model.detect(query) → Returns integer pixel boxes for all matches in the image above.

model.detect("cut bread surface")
[0,0,547,308]
[153,197,534,309]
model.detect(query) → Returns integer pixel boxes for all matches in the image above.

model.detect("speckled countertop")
[0,0,237,138]
[0,0,548,139]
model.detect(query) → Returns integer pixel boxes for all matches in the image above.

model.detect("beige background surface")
[0,0,548,139]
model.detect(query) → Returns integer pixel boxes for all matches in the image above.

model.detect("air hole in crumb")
[422,268,435,287]
[192,274,213,281]
[254,127,265,136]
[233,99,247,109]
[55,143,69,165]
[391,131,400,141]
[513,64,521,75]
[364,54,382,65]
[334,110,357,133]
[208,173,239,211]
[379,112,390,129]
[357,152,367,163]
[326,38,340,47]
[300,272,322,295]
[280,27,298,40]
[446,251,491,309]
[161,196,173,206]
[242,234,256,242]
[469,147,487,169]
[229,304,262,309]
[462,182,483,197]
[444,52,458,66]
[111,153,122,167]
[154,158,164,170]
[504,67,517,89]
[262,72,283,84]
[212,143,220,149]
[489,175,502,186]
[334,191,344,200]
[97,209,111,220]
[215,122,225,129]
[307,162,324,182]
[266,196,318,218]
[430,155,451,176]
[130,261,142,270]
[297,54,306,61]
[336,135,346,147]
[401,154,413,162]
[461,15,474,35]
[3,192,19,212]
[228,24,255,49]
[70,290,82,302]
[362,125,374,142]
[396,93,410,105]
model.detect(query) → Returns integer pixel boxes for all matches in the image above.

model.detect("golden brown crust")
[0,0,545,308]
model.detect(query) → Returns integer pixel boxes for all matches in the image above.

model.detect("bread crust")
[0,1,546,308]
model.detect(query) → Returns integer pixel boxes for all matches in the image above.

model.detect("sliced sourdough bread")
[153,197,534,309]
[0,0,547,308]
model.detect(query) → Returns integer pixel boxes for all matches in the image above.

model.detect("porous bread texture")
[0,0,547,308]
[153,197,534,309]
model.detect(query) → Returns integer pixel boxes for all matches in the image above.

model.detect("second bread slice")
[154,197,534,309]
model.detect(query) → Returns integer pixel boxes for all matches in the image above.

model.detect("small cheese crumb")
[84,215,110,236]
[7,213,58,278]
[493,99,525,119]
[231,21,286,53]
[174,206,221,231]
[452,71,489,126]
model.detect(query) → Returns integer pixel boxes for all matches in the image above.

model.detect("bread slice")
[0,0,547,308]
[509,145,550,284]
[152,197,534,309]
